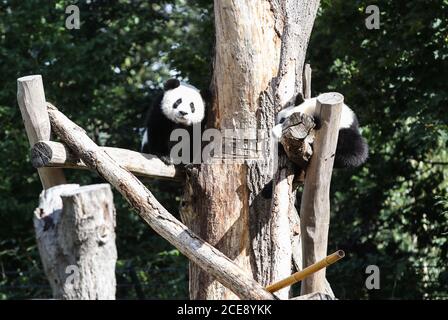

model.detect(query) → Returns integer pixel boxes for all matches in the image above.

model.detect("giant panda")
[272,95,368,168]
[141,78,207,164]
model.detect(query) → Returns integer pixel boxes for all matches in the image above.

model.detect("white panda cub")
[141,79,207,164]
[272,96,368,168]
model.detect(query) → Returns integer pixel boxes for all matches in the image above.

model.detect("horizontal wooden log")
[46,103,275,300]
[31,141,182,181]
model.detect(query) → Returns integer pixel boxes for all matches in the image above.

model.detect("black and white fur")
[272,96,368,168]
[141,79,206,164]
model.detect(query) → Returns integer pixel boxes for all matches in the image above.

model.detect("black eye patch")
[190,102,195,113]
[278,117,285,124]
[173,98,182,109]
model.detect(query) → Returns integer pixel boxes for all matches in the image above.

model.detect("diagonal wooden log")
[46,103,275,300]
[284,65,335,299]
[31,141,182,181]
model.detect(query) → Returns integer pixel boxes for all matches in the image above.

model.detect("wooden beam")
[46,103,275,300]
[299,92,343,295]
[31,141,182,181]
[17,75,66,188]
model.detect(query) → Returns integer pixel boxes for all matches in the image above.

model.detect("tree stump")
[34,183,117,299]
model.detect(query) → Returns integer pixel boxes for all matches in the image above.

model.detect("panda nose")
[179,111,188,116]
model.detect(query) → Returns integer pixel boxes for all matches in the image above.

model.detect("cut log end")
[60,183,112,197]
[280,112,316,168]
[17,74,43,83]
[317,92,344,105]
[31,141,54,168]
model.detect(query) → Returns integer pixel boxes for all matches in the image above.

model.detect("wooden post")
[46,103,275,300]
[300,92,343,295]
[34,184,117,299]
[17,75,66,188]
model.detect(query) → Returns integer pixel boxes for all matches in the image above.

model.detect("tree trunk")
[34,183,117,299]
[46,103,275,300]
[181,0,320,299]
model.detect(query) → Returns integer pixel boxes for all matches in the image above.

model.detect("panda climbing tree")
[141,79,207,165]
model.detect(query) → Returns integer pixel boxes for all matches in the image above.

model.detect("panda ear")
[164,79,181,91]
[294,92,305,106]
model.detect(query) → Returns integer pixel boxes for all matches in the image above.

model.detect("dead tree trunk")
[34,184,117,299]
[181,0,320,299]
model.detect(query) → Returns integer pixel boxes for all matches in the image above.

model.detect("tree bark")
[34,183,117,299]
[181,0,320,299]
[46,103,276,300]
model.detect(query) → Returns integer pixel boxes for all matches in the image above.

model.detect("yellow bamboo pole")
[266,250,345,293]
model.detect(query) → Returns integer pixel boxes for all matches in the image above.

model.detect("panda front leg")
[145,128,175,165]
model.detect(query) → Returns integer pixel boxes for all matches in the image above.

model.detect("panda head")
[161,79,205,126]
